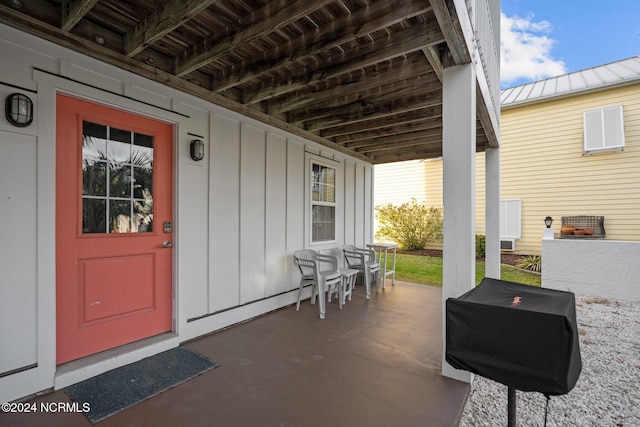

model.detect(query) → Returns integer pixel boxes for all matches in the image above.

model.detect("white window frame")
[583,105,625,154]
[308,157,338,245]
[500,199,521,239]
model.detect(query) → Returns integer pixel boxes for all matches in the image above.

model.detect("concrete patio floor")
[1,281,470,427]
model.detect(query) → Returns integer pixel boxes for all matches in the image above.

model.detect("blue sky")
[500,0,640,88]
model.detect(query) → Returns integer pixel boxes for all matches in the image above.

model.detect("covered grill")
[446,278,582,396]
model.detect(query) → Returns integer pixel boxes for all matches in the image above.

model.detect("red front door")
[56,94,173,364]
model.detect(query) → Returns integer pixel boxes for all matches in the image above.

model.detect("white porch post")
[485,147,500,279]
[442,63,475,382]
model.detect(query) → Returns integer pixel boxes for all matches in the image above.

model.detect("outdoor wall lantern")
[544,216,554,228]
[5,92,33,127]
[190,139,205,161]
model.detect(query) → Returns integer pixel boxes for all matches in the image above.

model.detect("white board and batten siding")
[205,117,374,318]
[0,130,38,376]
[178,90,375,322]
[1,31,48,386]
[0,23,374,402]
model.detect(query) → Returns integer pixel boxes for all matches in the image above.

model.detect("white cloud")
[500,12,567,87]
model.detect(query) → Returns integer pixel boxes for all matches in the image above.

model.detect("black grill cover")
[446,278,581,395]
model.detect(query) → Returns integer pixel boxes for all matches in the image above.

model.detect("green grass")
[392,253,541,287]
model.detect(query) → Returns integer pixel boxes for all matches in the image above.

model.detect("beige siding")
[373,160,430,241]
[424,160,443,208]
[373,160,428,206]
[376,157,488,250]
[422,156,487,250]
[374,82,640,255]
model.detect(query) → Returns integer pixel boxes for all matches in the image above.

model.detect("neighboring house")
[375,56,640,255]
[0,0,500,402]
[374,159,429,208]
[373,159,429,234]
[500,57,640,254]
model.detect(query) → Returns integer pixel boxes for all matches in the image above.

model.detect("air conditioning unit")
[500,239,516,251]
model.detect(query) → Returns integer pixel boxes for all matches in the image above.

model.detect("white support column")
[485,147,500,279]
[442,63,476,383]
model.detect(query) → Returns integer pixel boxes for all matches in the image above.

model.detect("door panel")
[79,254,155,325]
[56,94,173,364]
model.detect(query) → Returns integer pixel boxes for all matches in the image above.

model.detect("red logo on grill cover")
[511,296,522,307]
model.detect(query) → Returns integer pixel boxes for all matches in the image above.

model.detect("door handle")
[160,240,173,248]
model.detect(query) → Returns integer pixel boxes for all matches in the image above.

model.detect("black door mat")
[65,346,219,423]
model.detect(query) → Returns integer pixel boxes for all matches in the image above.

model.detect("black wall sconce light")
[544,216,554,228]
[5,92,33,127]
[190,139,205,161]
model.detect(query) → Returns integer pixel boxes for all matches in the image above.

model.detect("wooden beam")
[429,0,469,64]
[210,0,432,92]
[173,0,334,77]
[422,46,444,83]
[267,56,433,115]
[321,105,442,138]
[370,145,443,163]
[305,97,442,133]
[350,129,442,151]
[291,85,441,128]
[244,20,444,104]
[359,140,443,157]
[61,0,99,31]
[336,118,441,145]
[285,73,440,123]
[124,0,218,57]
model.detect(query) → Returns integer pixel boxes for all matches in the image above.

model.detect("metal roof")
[501,56,640,108]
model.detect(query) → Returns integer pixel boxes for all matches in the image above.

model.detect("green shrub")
[375,199,443,250]
[475,234,486,259]
[517,255,542,272]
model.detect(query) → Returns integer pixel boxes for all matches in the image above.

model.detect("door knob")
[160,240,173,248]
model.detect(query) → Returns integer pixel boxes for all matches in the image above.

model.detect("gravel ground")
[459,295,640,427]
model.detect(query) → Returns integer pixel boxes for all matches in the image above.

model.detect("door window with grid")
[82,121,154,234]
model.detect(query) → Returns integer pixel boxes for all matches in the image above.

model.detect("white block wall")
[542,239,640,301]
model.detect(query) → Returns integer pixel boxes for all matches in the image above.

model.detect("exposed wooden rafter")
[337,118,442,146]
[124,0,218,57]
[429,0,470,64]
[0,0,498,164]
[210,0,432,93]
[173,0,334,77]
[61,0,99,31]
[422,46,444,82]
[322,106,442,138]
[266,55,433,116]
[243,20,444,105]
[356,132,442,154]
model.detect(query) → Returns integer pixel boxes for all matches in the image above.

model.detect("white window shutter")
[603,106,624,148]
[500,199,521,239]
[583,105,624,153]
[584,109,604,151]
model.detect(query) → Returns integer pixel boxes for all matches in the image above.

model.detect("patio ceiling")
[0,0,495,164]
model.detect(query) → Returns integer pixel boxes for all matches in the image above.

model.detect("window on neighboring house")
[500,199,521,239]
[583,105,625,154]
[310,161,336,243]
